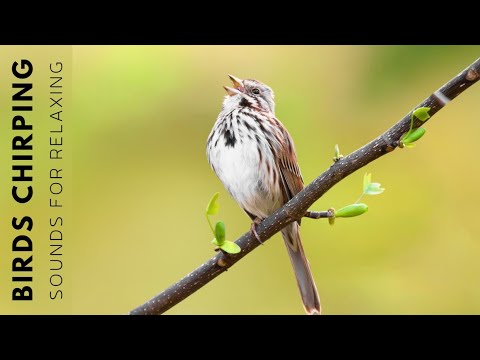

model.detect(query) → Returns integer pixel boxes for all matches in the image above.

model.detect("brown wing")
[273,118,304,204]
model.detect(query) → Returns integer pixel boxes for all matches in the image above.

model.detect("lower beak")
[224,86,242,96]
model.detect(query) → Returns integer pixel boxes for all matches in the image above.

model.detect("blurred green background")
[68,46,479,314]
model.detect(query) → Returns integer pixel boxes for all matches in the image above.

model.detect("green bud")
[412,107,431,122]
[215,221,226,245]
[206,192,220,215]
[333,144,343,162]
[363,173,385,195]
[219,241,241,254]
[363,173,372,193]
[335,203,368,218]
[403,127,426,144]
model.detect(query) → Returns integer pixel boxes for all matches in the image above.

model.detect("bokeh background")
[2,46,480,314]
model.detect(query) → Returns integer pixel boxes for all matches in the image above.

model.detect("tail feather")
[281,223,321,315]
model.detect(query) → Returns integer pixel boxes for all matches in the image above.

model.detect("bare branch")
[129,58,480,315]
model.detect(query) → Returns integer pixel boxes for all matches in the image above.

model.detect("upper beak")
[228,74,243,88]
[224,74,244,96]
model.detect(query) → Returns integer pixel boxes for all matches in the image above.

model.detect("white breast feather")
[207,110,282,219]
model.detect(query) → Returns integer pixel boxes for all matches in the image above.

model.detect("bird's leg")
[250,217,263,245]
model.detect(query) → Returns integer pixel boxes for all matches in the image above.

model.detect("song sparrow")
[206,75,321,314]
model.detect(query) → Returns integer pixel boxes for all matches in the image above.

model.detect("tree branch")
[129,58,480,315]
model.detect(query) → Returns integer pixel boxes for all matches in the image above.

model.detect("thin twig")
[129,58,480,315]
[304,210,332,219]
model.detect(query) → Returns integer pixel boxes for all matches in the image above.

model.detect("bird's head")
[222,74,275,114]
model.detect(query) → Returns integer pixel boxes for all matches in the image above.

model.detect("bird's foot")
[250,218,263,245]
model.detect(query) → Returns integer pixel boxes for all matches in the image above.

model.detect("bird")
[206,74,321,314]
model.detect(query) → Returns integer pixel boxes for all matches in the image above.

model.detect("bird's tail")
[281,222,321,315]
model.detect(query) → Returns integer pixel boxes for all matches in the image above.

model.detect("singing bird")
[206,75,321,314]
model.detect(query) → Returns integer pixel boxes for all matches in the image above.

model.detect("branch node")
[327,208,335,218]
[380,134,396,152]
[217,257,228,268]
[385,144,395,152]
[467,68,479,81]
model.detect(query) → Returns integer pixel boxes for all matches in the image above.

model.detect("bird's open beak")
[224,74,244,96]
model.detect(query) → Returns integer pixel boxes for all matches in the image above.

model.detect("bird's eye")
[251,88,260,95]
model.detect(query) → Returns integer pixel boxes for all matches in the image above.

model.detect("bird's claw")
[250,220,263,245]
